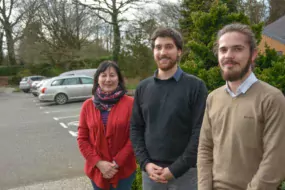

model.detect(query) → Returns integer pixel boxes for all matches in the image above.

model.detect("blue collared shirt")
[154,66,183,82]
[225,72,258,97]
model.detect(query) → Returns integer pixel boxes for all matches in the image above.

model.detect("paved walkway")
[0,87,15,94]
[8,176,92,190]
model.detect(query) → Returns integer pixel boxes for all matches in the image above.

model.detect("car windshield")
[30,77,42,81]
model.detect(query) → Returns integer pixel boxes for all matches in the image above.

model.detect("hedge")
[0,66,23,76]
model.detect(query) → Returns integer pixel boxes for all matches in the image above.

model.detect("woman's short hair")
[92,60,126,95]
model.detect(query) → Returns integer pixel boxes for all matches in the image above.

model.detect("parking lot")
[0,91,92,189]
[34,99,81,139]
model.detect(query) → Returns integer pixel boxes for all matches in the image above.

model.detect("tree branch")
[7,0,15,19]
[11,0,38,28]
[13,32,23,42]
[0,16,4,24]
[0,0,7,24]
[102,0,113,10]
[75,0,112,15]
[91,11,113,24]
[11,11,25,27]
[117,0,139,10]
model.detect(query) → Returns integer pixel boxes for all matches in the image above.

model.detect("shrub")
[8,76,21,85]
[132,165,142,190]
[182,57,285,94]
[255,45,285,69]
[27,63,65,77]
[91,56,113,68]
[65,56,113,70]
[255,60,285,94]
[8,69,32,85]
[280,181,285,190]
[181,61,224,92]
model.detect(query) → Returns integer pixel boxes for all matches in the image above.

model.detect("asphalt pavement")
[0,91,92,190]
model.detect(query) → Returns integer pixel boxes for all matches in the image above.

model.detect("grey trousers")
[142,168,197,190]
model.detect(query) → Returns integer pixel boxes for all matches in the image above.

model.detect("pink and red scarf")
[93,86,125,111]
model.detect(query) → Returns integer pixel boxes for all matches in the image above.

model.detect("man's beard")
[157,55,179,71]
[220,59,252,82]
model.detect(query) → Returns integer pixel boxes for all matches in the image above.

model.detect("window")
[62,78,80,85]
[80,77,93,84]
[51,79,64,86]
[277,51,283,56]
[30,77,39,81]
[31,76,44,81]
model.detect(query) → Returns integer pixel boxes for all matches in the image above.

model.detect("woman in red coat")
[77,60,137,190]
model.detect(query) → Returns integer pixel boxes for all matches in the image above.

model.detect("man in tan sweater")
[197,23,285,190]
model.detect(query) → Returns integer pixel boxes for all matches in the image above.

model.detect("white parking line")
[69,131,78,137]
[53,115,79,121]
[60,123,68,129]
[68,121,79,127]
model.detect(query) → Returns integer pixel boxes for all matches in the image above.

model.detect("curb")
[7,176,92,190]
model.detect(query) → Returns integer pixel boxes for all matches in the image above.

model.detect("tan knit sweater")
[198,81,285,190]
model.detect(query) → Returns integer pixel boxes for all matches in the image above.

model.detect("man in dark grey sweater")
[130,27,208,190]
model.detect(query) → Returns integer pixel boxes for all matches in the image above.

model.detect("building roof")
[263,15,285,45]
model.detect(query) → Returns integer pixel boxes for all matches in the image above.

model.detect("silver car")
[31,78,50,97]
[38,75,94,105]
[19,76,46,93]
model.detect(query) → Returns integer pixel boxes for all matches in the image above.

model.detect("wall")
[258,35,285,55]
[0,76,9,86]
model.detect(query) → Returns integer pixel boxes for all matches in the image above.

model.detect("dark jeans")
[91,171,136,190]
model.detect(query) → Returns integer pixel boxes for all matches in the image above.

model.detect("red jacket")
[77,95,137,190]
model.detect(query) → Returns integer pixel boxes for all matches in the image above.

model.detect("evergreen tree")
[181,1,263,69]
[179,0,213,39]
[180,0,239,37]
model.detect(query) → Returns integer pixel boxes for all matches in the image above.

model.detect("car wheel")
[32,93,38,97]
[55,93,68,105]
[23,89,29,93]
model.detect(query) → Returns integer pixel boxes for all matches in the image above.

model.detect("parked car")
[30,81,42,96]
[31,78,51,97]
[19,76,46,93]
[59,69,97,78]
[38,75,94,105]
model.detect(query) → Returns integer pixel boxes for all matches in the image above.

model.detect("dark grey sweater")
[130,71,208,178]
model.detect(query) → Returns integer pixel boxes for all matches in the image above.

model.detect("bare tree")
[101,23,113,52]
[239,0,268,24]
[156,0,181,28]
[36,0,101,64]
[0,30,3,64]
[268,0,285,24]
[76,0,147,62]
[18,21,46,65]
[0,0,38,65]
